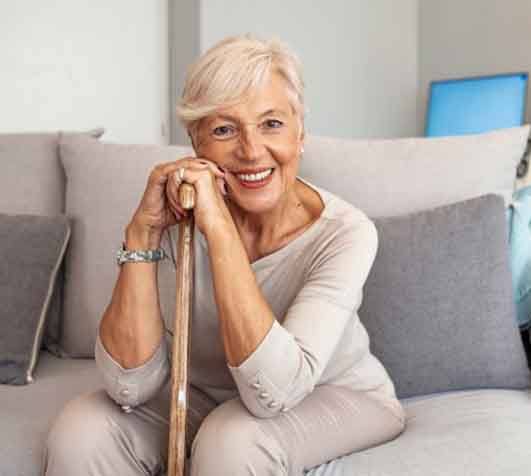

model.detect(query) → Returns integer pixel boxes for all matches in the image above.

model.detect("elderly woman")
[44,35,405,475]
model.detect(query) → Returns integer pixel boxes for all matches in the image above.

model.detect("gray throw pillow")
[0,214,71,385]
[359,194,531,399]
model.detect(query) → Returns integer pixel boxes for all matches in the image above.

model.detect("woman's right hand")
[127,158,225,248]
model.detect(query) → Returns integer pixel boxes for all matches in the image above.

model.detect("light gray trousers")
[42,381,405,475]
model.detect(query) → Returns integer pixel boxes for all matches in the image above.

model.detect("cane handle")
[179,183,195,210]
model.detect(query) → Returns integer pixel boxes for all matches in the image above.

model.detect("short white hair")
[176,34,305,139]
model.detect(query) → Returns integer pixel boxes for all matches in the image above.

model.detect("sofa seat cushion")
[306,388,531,475]
[0,351,102,476]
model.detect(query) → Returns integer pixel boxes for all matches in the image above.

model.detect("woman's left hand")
[165,157,232,236]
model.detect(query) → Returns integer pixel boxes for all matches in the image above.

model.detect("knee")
[190,399,288,475]
[44,390,119,469]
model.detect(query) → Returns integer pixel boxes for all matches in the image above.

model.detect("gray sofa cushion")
[300,126,530,218]
[59,134,193,357]
[0,128,104,358]
[56,128,530,358]
[0,214,71,384]
[0,128,104,216]
[306,388,531,475]
[359,194,530,399]
[0,352,102,476]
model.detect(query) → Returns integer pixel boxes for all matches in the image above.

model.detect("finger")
[167,190,186,219]
[165,159,224,186]
[216,176,227,196]
[149,159,193,181]
[165,173,187,216]
[195,158,226,177]
[151,157,208,184]
[167,205,181,224]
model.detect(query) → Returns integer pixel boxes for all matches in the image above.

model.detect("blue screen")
[425,73,528,137]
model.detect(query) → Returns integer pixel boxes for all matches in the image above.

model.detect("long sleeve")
[94,330,170,409]
[227,217,379,418]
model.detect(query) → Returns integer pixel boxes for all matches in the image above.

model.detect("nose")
[236,124,264,161]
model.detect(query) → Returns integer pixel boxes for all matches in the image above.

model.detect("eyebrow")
[213,108,289,122]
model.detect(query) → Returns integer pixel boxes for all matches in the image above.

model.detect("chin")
[232,195,280,215]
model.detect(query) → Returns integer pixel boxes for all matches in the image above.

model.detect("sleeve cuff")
[227,320,307,417]
[94,332,170,407]
[227,319,287,378]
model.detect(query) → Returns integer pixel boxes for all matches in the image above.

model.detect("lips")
[230,167,275,189]
[232,167,274,174]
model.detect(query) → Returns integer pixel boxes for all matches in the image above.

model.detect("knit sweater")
[95,177,404,421]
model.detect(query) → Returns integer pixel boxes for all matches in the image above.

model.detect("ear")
[299,125,305,152]
[188,131,198,153]
[298,116,305,142]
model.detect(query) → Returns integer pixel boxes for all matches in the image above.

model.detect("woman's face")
[194,72,304,216]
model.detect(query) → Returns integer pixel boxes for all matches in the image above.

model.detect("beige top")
[95,177,404,420]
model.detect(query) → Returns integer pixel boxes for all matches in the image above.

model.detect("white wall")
[0,0,168,144]
[418,0,531,134]
[8,2,530,145]
[170,0,199,145]
[197,0,418,141]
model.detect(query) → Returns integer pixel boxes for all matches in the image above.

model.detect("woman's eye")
[263,119,283,129]
[212,125,236,138]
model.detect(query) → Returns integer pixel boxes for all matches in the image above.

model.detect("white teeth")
[236,168,273,182]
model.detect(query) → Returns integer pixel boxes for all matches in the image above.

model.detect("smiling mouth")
[226,168,275,190]
[234,168,274,182]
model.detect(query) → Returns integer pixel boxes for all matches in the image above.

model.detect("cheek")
[268,136,301,165]
[195,142,225,162]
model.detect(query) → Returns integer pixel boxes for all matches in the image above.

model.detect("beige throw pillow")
[59,134,192,357]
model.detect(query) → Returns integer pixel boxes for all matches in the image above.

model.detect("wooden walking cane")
[167,182,196,476]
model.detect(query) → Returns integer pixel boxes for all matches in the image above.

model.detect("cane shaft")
[168,183,195,476]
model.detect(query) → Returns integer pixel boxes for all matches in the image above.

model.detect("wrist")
[125,222,163,249]
[203,216,236,242]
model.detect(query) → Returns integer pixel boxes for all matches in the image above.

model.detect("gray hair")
[176,34,305,140]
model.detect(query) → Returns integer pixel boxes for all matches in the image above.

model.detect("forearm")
[206,219,315,417]
[99,223,165,369]
[205,219,275,367]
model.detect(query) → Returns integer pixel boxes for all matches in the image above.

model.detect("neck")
[226,183,306,245]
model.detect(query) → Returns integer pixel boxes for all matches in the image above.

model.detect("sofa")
[1,125,531,476]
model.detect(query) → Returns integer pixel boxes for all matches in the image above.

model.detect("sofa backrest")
[3,126,529,365]
[0,129,103,216]
[300,126,530,218]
